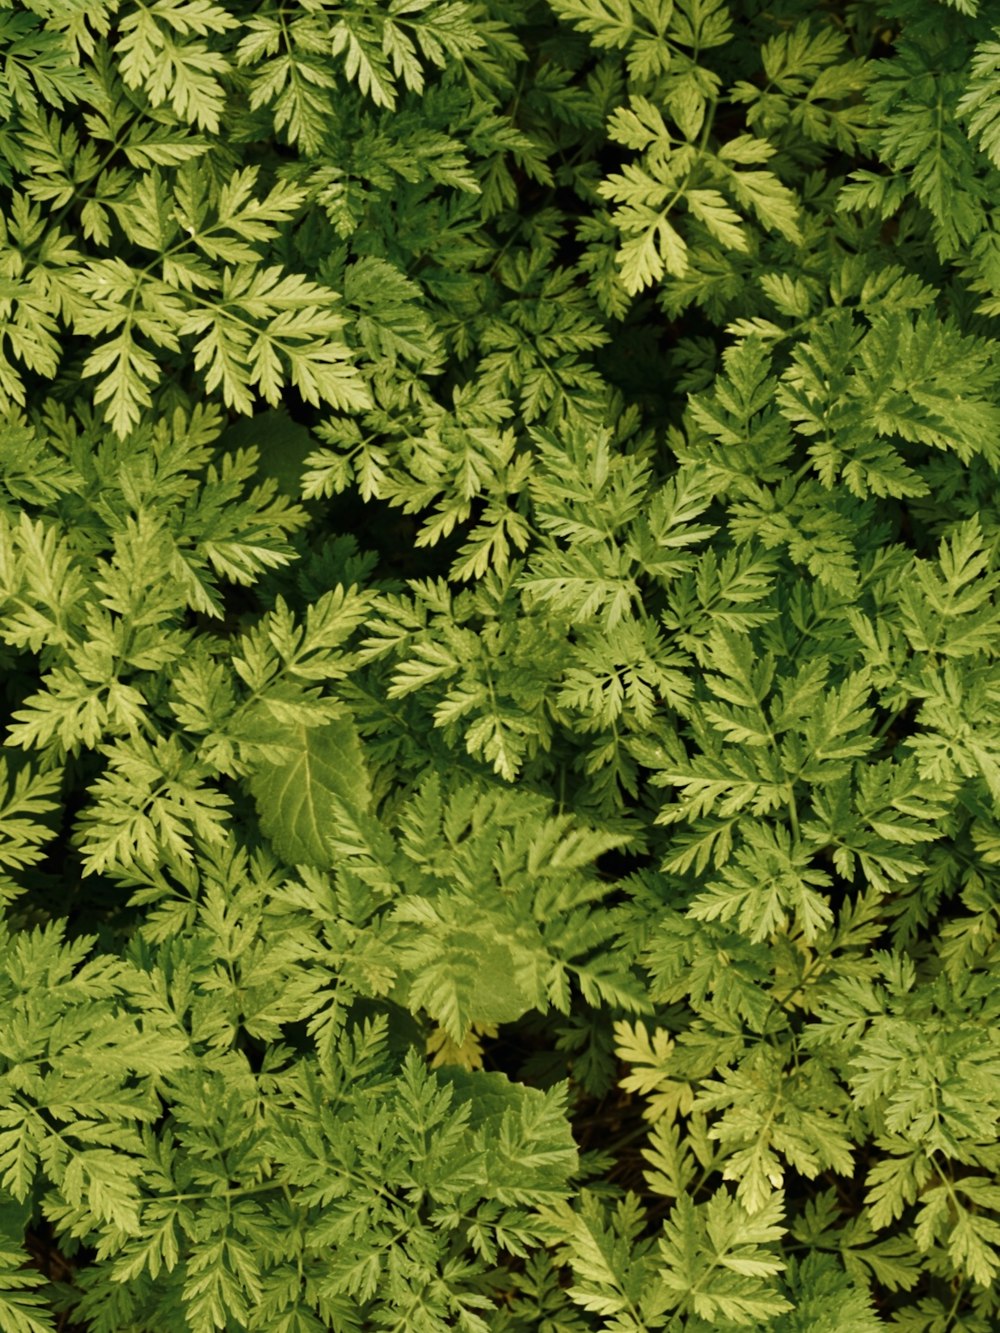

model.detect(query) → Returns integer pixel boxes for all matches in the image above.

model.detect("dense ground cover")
[1,0,1000,1327]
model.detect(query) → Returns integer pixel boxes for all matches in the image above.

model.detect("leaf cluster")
[2,0,1000,1329]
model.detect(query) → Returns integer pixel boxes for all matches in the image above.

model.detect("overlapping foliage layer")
[1,0,999,1328]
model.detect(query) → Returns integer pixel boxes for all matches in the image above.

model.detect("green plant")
[1,0,999,1329]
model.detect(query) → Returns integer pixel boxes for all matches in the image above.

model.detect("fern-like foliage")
[1,0,999,1328]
